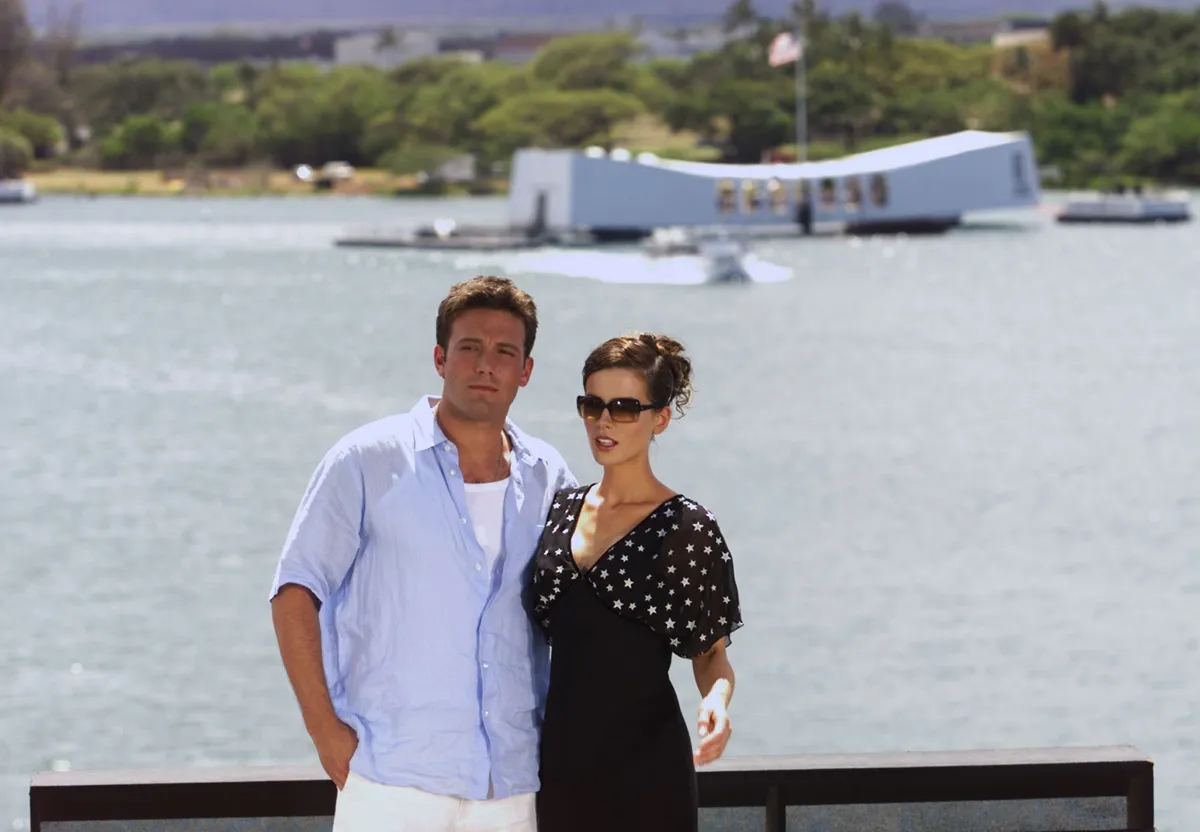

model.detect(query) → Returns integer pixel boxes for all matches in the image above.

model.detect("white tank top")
[463,477,509,573]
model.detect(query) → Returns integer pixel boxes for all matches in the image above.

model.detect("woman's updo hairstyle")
[581,332,694,418]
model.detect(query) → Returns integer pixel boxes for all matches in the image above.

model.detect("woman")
[528,332,743,832]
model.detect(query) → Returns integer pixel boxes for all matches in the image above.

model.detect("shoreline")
[23,168,1190,202]
[24,167,508,198]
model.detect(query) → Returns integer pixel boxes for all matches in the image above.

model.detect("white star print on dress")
[528,486,743,659]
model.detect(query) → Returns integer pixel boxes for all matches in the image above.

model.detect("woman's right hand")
[312,719,359,789]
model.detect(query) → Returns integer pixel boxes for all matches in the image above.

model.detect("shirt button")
[443,442,452,452]
[461,517,467,524]
[475,563,482,571]
[450,469,458,477]
[482,662,489,669]
[484,710,490,717]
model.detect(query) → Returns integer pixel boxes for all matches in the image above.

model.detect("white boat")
[508,130,1041,241]
[642,227,752,284]
[1056,189,1191,224]
[697,236,751,284]
[0,179,37,205]
[642,226,704,256]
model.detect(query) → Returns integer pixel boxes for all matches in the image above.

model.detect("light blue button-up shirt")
[269,395,576,800]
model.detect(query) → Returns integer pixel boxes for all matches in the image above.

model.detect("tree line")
[2,0,1200,187]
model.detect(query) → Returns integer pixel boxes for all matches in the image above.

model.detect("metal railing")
[28,745,1154,832]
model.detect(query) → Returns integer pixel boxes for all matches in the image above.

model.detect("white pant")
[332,773,537,832]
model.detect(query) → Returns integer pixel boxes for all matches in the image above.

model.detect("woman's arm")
[691,640,735,765]
[693,640,735,704]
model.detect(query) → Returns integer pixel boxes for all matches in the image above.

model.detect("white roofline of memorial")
[601,130,1028,180]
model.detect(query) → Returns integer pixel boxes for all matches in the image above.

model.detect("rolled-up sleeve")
[268,446,365,604]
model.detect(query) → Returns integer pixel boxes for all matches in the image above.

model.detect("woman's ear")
[653,406,672,435]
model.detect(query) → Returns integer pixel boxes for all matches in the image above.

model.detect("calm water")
[2,195,1199,831]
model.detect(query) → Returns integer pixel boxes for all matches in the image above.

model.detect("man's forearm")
[271,584,341,738]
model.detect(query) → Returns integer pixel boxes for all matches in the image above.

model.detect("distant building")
[333,30,440,68]
[491,32,565,63]
[993,28,1049,49]
[439,35,495,61]
[992,19,1051,49]
[438,50,486,63]
[917,19,1002,45]
[73,31,337,67]
[435,154,477,183]
[634,28,686,59]
[637,22,736,61]
[916,17,1051,48]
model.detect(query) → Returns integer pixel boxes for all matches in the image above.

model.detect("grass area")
[612,115,721,162]
[614,114,699,150]
[26,166,434,197]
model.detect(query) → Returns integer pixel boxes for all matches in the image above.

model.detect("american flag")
[768,31,803,67]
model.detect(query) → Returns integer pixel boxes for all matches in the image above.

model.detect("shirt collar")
[410,395,540,466]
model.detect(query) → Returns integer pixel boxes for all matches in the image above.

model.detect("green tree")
[808,61,880,149]
[100,114,177,169]
[249,61,321,106]
[714,80,793,162]
[384,61,526,159]
[878,89,965,136]
[652,21,793,155]
[474,88,643,161]
[1050,11,1087,51]
[884,38,990,93]
[255,65,398,167]
[0,0,32,104]
[0,107,64,157]
[529,32,643,93]
[0,125,31,177]
[0,58,68,117]
[723,0,760,33]
[180,101,258,165]
[628,59,680,113]
[72,59,213,136]
[1020,93,1129,181]
[1065,29,1149,103]
[872,1,921,35]
[1119,91,1200,182]
[45,2,83,91]
[210,62,248,97]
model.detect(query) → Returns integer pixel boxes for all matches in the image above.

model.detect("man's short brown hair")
[436,275,538,357]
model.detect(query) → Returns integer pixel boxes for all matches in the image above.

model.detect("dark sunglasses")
[576,394,664,423]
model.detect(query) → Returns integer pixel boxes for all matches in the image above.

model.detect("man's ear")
[434,344,446,379]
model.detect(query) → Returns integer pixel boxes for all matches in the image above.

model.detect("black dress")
[527,485,744,832]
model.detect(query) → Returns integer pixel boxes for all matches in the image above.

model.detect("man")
[269,275,576,832]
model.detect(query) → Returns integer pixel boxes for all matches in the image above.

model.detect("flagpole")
[794,12,807,163]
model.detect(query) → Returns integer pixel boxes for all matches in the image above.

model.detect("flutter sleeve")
[658,499,744,659]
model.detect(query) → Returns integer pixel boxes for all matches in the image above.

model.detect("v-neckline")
[565,485,682,575]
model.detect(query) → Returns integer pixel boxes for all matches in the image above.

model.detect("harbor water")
[2,194,1199,830]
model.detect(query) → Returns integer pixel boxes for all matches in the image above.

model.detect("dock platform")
[336,232,548,251]
[334,221,598,251]
[333,218,962,252]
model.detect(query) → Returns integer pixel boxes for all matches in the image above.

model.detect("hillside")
[22,0,1200,34]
